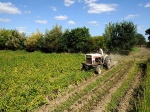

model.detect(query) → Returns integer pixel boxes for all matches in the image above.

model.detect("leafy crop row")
[53,62,124,112]
[106,63,138,111]
[0,50,94,111]
[76,62,133,112]
[140,58,150,112]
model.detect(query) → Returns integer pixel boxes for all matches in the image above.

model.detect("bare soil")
[38,62,121,112]
[117,71,141,112]
[38,47,150,112]
[91,65,137,112]
[70,62,133,112]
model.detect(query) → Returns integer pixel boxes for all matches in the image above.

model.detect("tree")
[145,28,150,42]
[57,29,70,52]
[135,33,146,46]
[44,24,62,52]
[25,30,43,51]
[0,29,10,49]
[5,30,25,50]
[68,27,91,53]
[57,27,91,53]
[103,21,137,52]
[87,36,105,52]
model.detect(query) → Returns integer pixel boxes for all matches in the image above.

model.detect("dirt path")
[67,62,133,112]
[90,48,149,112]
[117,68,141,112]
[90,70,132,112]
[38,62,120,112]
[38,47,150,112]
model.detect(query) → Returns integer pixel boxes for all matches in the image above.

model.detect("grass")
[131,47,140,53]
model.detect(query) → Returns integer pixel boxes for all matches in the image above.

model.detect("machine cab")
[85,53,103,65]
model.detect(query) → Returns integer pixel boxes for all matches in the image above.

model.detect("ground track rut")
[117,67,141,112]
[38,62,122,112]
[68,61,133,112]
[38,47,150,112]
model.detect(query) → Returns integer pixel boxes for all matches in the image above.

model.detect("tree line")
[0,21,148,53]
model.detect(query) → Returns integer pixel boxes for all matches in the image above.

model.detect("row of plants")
[53,62,129,111]
[106,58,150,112]
[125,59,150,112]
[0,50,94,111]
[77,61,134,112]
[140,58,150,111]
[106,63,139,111]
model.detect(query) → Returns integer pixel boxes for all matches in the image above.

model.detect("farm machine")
[81,48,117,74]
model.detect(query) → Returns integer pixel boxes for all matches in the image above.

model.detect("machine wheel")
[81,63,85,70]
[105,56,111,69]
[95,65,101,74]
[81,63,89,71]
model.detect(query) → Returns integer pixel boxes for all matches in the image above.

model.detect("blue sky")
[0,0,150,40]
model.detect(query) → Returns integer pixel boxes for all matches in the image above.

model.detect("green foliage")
[145,28,150,47]
[145,28,150,42]
[57,29,70,52]
[0,50,93,111]
[44,24,62,52]
[107,63,138,111]
[131,47,140,53]
[1,22,144,53]
[87,36,106,52]
[103,21,137,52]
[135,33,146,46]
[54,63,123,111]
[140,58,150,112]
[57,27,91,53]
[25,30,43,51]
[0,29,26,50]
[0,29,9,49]
[68,27,91,53]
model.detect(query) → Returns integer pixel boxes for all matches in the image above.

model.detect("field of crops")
[0,50,94,111]
[140,58,150,112]
[0,48,150,112]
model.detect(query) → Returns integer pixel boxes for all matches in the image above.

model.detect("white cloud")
[16,27,27,33]
[88,21,99,26]
[51,6,57,11]
[84,0,118,14]
[0,18,11,22]
[88,3,118,14]
[35,20,48,24]
[24,10,31,14]
[64,0,75,6]
[54,15,68,20]
[84,0,97,4]
[124,14,139,19]
[68,21,75,25]
[0,2,21,14]
[144,3,150,8]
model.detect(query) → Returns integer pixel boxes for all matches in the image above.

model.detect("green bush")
[25,30,43,51]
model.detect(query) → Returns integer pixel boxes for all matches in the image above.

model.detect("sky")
[0,0,150,40]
